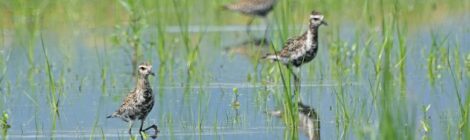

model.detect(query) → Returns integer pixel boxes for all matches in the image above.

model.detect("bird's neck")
[302,24,319,49]
[307,24,319,43]
[136,76,150,90]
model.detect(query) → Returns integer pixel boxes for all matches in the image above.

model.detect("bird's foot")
[140,124,159,139]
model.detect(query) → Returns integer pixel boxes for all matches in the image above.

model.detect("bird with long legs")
[107,63,159,139]
[263,11,327,99]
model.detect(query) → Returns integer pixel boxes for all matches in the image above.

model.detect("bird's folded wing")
[279,37,304,57]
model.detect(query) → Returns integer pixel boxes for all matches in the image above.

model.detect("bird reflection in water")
[268,102,320,140]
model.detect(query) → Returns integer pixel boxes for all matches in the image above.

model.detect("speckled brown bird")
[263,11,327,96]
[107,63,158,136]
[223,0,277,35]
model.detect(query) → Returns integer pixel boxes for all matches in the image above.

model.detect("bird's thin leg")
[287,66,301,101]
[139,119,145,132]
[128,120,134,136]
[138,119,146,140]
[143,124,159,132]
[293,67,301,101]
[246,17,255,37]
[143,124,159,139]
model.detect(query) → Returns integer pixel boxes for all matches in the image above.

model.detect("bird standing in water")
[107,63,159,138]
[263,11,327,98]
[223,0,277,37]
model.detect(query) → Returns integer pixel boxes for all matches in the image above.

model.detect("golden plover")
[107,63,159,137]
[263,11,327,97]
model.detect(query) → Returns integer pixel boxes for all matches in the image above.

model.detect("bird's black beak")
[150,71,155,76]
[321,20,328,26]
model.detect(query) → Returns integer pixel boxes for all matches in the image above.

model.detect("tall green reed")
[463,79,470,140]
[427,32,449,86]
[89,37,110,140]
[390,0,409,98]
[446,42,469,139]
[10,0,45,66]
[170,1,209,131]
[464,54,470,140]
[328,32,352,139]
[170,0,207,78]
[117,0,147,75]
[274,40,299,139]
[40,34,60,139]
[375,0,416,139]
[153,0,173,90]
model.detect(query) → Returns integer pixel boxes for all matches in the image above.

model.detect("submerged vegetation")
[0,0,469,139]
[1,112,10,139]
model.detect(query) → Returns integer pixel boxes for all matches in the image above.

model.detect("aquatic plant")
[0,112,10,139]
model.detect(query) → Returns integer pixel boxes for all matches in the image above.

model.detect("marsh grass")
[464,84,470,140]
[170,0,208,81]
[40,34,61,139]
[389,0,409,99]
[374,1,417,139]
[462,45,470,139]
[446,44,470,139]
[94,40,110,96]
[267,2,302,139]
[0,111,9,139]
[152,0,173,95]
[266,44,299,140]
[0,0,468,139]
[421,104,431,140]
[89,96,104,140]
[116,0,148,75]
[0,46,10,86]
[427,32,450,86]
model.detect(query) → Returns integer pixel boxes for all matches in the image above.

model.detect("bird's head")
[138,63,155,77]
[309,11,327,27]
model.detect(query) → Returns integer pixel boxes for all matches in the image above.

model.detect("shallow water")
[1,6,469,140]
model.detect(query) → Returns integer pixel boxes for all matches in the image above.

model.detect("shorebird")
[223,0,277,36]
[107,63,159,137]
[262,11,327,97]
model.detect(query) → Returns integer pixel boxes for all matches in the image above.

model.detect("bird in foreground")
[107,63,159,137]
[262,11,327,97]
[223,0,277,36]
[268,102,320,140]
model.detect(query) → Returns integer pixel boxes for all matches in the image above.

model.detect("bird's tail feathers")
[106,113,117,119]
[262,53,280,61]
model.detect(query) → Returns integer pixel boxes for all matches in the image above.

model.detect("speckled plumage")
[110,80,154,121]
[107,63,158,136]
[263,11,327,67]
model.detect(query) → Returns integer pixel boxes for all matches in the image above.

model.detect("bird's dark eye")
[140,67,146,70]
[313,18,320,20]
